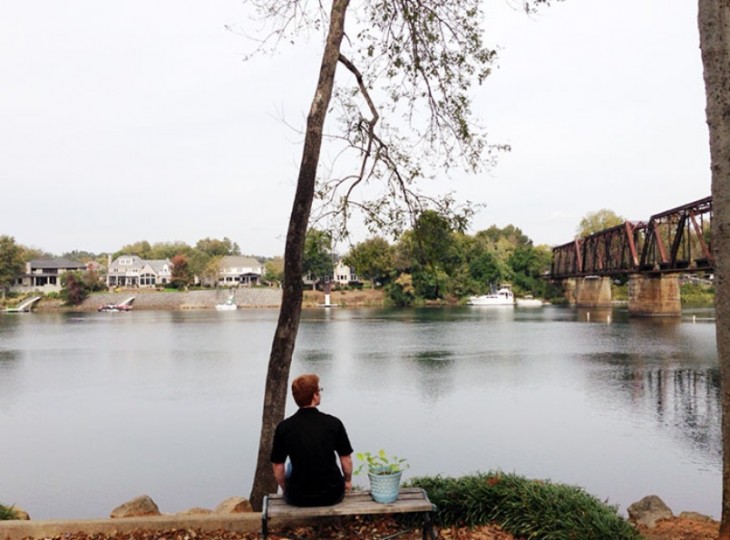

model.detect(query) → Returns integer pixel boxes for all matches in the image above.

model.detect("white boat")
[467,287,514,306]
[516,295,544,308]
[5,296,42,313]
[98,296,135,312]
[215,295,238,311]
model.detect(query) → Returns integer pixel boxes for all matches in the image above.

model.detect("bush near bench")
[407,472,640,540]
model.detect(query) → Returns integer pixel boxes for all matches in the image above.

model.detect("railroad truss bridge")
[549,196,713,316]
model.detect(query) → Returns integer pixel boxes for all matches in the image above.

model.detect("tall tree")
[698,2,730,536]
[343,237,395,287]
[0,235,25,299]
[575,209,625,238]
[246,0,551,509]
[302,229,334,287]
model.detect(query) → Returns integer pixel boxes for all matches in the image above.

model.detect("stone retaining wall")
[77,288,283,312]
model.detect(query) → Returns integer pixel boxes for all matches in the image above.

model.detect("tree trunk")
[698,1,730,537]
[248,0,350,512]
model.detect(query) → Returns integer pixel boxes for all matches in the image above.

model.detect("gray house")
[12,258,88,293]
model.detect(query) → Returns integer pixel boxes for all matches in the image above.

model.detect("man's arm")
[272,462,286,493]
[339,454,353,493]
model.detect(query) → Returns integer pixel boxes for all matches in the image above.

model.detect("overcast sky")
[1,0,709,257]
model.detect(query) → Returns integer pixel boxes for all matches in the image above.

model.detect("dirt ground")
[31,513,720,539]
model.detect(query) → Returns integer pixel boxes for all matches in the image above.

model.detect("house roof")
[219,255,263,268]
[145,260,171,272]
[30,258,86,270]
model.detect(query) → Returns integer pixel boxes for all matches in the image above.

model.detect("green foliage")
[0,503,18,520]
[303,229,334,282]
[408,472,639,540]
[170,254,192,289]
[681,281,714,306]
[343,237,394,287]
[386,273,417,306]
[60,271,90,305]
[355,450,409,476]
[0,235,25,298]
[195,237,240,257]
[264,257,285,285]
[576,209,625,238]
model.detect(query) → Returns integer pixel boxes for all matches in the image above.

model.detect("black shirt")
[270,407,353,506]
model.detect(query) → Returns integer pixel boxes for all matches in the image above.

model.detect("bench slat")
[266,488,434,519]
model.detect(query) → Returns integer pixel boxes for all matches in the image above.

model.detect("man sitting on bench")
[270,373,354,506]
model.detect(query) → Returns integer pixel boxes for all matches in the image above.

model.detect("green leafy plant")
[0,503,18,521]
[406,472,640,539]
[355,449,409,476]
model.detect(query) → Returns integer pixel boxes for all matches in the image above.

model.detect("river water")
[0,305,720,520]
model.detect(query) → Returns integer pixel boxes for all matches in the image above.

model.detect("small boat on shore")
[98,296,135,312]
[467,287,514,306]
[516,295,544,308]
[215,295,238,311]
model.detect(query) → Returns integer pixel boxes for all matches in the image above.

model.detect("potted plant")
[355,449,409,504]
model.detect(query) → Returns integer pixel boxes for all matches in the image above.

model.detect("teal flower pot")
[368,466,402,504]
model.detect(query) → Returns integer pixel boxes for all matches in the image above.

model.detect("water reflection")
[0,307,721,520]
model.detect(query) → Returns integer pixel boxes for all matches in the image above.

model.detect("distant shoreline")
[29,288,387,312]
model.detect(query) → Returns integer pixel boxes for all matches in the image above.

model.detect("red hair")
[291,373,319,407]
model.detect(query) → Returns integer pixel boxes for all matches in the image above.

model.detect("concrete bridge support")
[566,276,613,307]
[628,274,681,316]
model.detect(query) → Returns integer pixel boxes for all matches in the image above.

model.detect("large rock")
[214,496,253,514]
[10,506,30,520]
[110,495,161,518]
[627,495,673,528]
[177,507,213,515]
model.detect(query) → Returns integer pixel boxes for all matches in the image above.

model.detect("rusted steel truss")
[550,196,713,278]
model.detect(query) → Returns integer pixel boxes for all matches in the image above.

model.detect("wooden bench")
[261,487,437,539]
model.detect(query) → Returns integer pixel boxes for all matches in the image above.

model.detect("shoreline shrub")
[0,504,18,520]
[407,472,640,539]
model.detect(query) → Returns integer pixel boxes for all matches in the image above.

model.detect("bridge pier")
[628,274,681,316]
[565,276,613,307]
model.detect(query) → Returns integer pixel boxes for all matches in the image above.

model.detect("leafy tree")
[264,257,285,286]
[302,229,334,287]
[386,272,417,306]
[170,254,192,289]
[468,250,504,293]
[576,209,625,238]
[82,268,106,292]
[60,271,90,305]
[698,2,730,535]
[115,240,152,259]
[0,236,25,299]
[148,242,193,260]
[343,237,394,287]
[199,256,222,287]
[195,237,240,257]
[247,0,554,509]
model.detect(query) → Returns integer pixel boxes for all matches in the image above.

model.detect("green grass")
[406,472,640,539]
[0,503,18,520]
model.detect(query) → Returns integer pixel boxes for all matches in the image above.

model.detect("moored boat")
[515,295,544,307]
[98,296,135,312]
[467,287,514,306]
[215,295,238,311]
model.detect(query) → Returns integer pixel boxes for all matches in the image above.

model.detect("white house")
[217,256,265,286]
[333,260,358,286]
[107,255,172,288]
